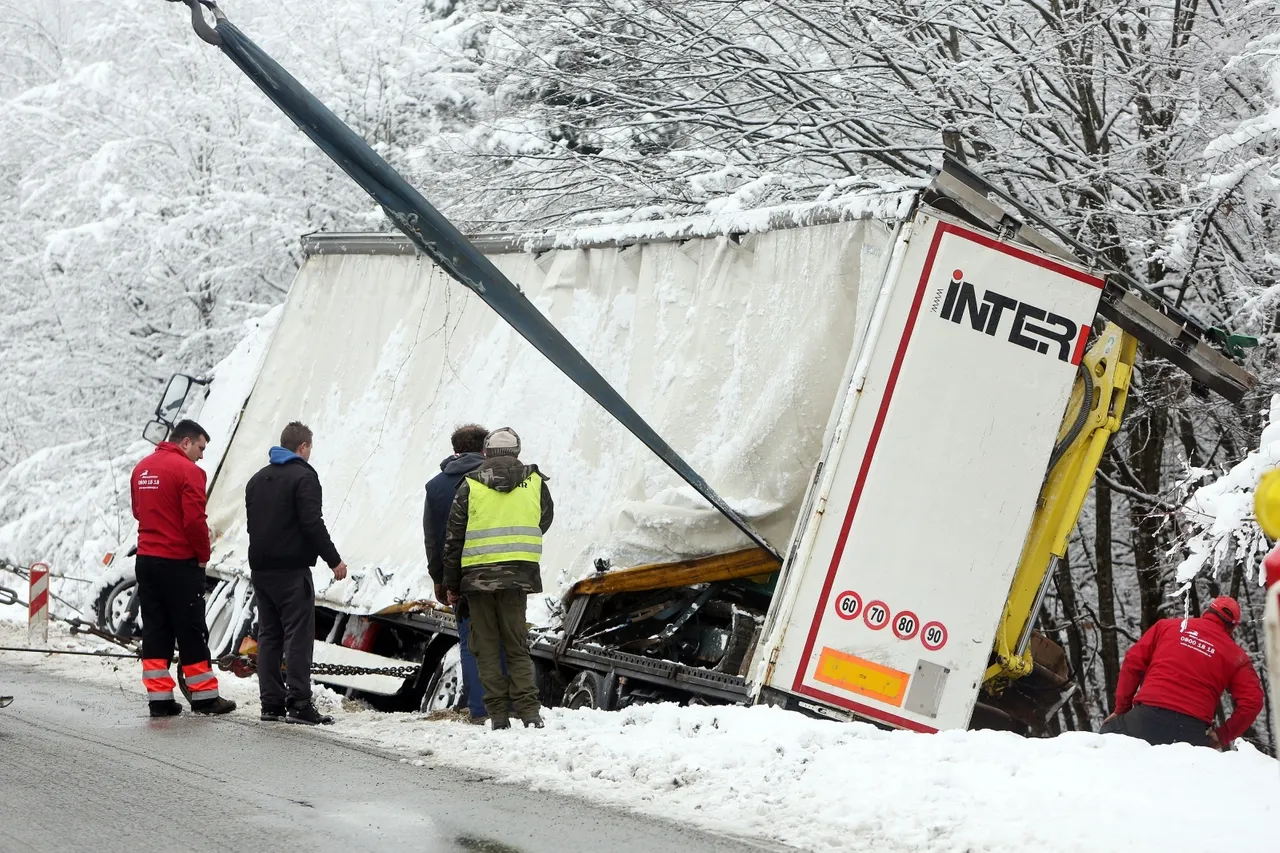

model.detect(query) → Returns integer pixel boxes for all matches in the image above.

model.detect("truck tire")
[419,644,464,713]
[93,578,141,639]
[562,670,606,710]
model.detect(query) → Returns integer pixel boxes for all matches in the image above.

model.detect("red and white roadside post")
[1264,548,1280,749]
[28,562,49,645]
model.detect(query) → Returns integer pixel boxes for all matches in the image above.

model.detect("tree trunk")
[1127,373,1171,631]
[1053,551,1094,729]
[1095,462,1121,711]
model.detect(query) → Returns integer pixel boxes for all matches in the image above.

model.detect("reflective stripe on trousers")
[181,660,220,701]
[142,657,176,700]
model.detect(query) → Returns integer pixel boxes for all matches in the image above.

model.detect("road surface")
[0,667,775,853]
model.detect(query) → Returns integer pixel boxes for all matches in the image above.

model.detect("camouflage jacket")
[442,455,553,594]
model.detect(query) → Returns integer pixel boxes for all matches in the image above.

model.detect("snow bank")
[4,620,1276,853]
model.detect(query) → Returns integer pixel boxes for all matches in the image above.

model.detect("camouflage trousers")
[465,589,541,721]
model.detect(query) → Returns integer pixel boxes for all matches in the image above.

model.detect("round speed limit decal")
[891,610,919,641]
[833,590,863,621]
[863,600,890,631]
[921,621,948,651]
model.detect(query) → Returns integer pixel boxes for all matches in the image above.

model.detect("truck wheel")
[562,670,605,710]
[94,578,141,638]
[419,645,464,713]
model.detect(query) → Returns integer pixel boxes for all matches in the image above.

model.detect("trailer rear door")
[753,209,1104,731]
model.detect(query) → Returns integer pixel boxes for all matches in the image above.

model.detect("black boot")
[490,716,511,730]
[260,703,287,722]
[286,701,334,726]
[521,714,545,729]
[191,696,237,715]
[149,699,183,718]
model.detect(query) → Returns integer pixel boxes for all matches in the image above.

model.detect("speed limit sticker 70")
[863,600,890,630]
[833,590,863,621]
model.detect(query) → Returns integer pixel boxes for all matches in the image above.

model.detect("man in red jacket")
[1101,596,1263,749]
[130,420,235,718]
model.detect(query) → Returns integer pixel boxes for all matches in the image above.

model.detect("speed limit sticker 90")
[921,621,948,651]
[833,590,863,621]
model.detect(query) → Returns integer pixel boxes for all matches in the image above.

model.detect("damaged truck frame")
[107,158,1257,736]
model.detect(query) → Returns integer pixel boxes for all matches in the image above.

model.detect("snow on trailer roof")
[300,183,921,257]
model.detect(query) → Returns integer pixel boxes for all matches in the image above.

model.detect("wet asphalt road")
[0,667,776,853]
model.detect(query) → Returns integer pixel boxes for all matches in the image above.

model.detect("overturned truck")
[103,158,1255,736]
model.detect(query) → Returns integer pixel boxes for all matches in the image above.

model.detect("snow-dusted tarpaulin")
[202,211,901,618]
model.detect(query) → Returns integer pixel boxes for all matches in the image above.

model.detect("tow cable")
[0,645,139,660]
[4,577,418,680]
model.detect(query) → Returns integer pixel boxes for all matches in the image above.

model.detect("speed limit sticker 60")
[833,590,863,621]
[863,600,890,630]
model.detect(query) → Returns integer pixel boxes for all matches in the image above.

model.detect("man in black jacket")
[245,421,347,725]
[424,423,490,723]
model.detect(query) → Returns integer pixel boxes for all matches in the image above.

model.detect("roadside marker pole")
[28,562,49,645]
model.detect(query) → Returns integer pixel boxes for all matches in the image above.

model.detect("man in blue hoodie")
[424,424,490,723]
[245,421,347,726]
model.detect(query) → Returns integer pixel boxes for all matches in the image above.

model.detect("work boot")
[286,701,334,726]
[490,716,511,730]
[149,699,183,718]
[465,713,489,726]
[191,696,237,716]
[260,704,287,722]
[521,714,545,729]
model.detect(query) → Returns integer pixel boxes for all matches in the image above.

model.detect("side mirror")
[156,374,195,422]
[142,420,171,446]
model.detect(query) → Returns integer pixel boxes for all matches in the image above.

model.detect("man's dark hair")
[451,423,488,454]
[170,419,210,443]
[280,421,314,452]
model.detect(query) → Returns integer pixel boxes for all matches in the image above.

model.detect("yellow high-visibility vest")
[461,472,544,567]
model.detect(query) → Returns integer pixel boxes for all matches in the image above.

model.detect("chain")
[310,662,421,679]
[214,654,419,680]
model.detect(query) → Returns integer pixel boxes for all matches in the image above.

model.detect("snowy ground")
[1,619,1275,853]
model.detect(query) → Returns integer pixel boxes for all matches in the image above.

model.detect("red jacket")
[1115,615,1264,744]
[130,442,211,563]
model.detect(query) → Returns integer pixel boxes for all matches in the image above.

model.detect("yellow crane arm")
[984,324,1138,687]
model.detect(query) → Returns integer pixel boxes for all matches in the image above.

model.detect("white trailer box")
[751,210,1104,731]
[201,194,913,622]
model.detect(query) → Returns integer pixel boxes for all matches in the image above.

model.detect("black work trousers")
[1100,703,1213,747]
[252,570,316,708]
[136,556,213,671]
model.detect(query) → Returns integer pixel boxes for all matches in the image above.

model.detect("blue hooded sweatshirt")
[269,446,302,466]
